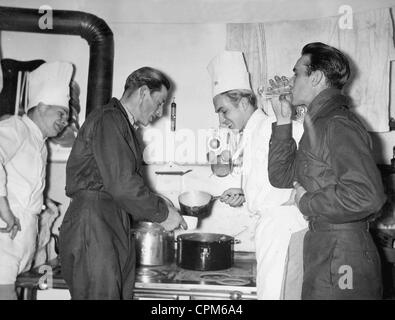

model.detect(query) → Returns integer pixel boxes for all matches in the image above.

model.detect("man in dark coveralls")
[268,42,386,299]
[59,67,186,300]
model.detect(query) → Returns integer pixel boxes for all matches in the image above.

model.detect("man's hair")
[218,89,257,108]
[124,67,171,94]
[301,42,350,89]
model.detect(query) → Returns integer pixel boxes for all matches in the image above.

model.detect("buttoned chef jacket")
[0,114,46,215]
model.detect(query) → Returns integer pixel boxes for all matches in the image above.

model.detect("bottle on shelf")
[170,97,176,132]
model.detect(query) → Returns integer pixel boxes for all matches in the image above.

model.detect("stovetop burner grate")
[136,268,167,282]
[199,272,251,286]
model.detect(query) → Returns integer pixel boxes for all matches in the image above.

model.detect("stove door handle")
[229,291,243,300]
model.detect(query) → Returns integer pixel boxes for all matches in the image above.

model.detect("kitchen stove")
[16,252,257,300]
[133,251,257,300]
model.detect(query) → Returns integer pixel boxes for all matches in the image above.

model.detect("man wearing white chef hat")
[0,61,72,299]
[208,51,255,131]
[207,50,307,299]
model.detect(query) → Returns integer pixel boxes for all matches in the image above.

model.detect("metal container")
[132,221,175,266]
[176,233,238,271]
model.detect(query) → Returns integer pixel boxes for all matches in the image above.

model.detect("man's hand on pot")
[220,188,245,207]
[159,206,187,231]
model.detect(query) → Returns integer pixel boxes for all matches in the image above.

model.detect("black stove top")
[135,251,256,288]
[16,252,256,295]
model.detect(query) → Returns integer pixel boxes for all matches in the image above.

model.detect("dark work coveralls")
[268,88,386,300]
[59,98,169,300]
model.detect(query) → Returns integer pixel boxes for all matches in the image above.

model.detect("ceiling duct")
[0,6,114,115]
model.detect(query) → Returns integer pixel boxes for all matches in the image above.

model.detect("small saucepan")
[178,191,219,218]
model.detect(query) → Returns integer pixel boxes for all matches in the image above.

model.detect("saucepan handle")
[212,193,244,203]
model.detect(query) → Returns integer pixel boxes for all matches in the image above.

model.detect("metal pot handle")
[200,245,211,259]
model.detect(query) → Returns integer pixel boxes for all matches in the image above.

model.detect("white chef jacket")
[239,108,307,300]
[0,115,47,213]
[0,114,47,284]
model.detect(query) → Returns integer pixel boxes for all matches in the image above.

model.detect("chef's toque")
[26,61,73,112]
[207,51,252,98]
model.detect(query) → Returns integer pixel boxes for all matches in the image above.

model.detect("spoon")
[155,169,192,176]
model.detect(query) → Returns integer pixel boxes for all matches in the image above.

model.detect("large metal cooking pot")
[131,221,175,266]
[178,191,219,218]
[176,233,239,271]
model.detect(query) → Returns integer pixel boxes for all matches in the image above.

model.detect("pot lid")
[177,232,233,243]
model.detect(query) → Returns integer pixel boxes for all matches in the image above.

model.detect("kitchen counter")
[15,252,257,300]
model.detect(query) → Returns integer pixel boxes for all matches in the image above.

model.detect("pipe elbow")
[79,12,113,47]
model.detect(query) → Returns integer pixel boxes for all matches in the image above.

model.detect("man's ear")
[36,102,49,113]
[239,97,249,111]
[138,85,149,101]
[311,70,325,88]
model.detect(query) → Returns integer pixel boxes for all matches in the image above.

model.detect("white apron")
[254,206,307,299]
[239,109,307,300]
[0,207,39,283]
